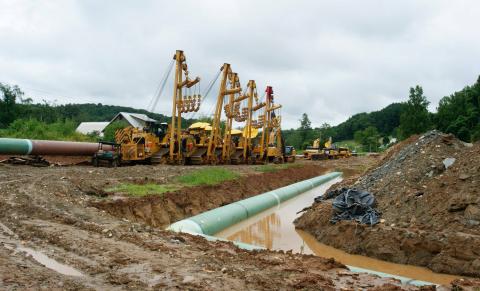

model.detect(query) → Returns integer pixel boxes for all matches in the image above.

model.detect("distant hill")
[283,103,406,149]
[14,102,196,127]
[331,103,406,141]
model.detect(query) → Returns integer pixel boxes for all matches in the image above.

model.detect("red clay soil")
[295,131,480,278]
[93,164,337,228]
[0,161,425,290]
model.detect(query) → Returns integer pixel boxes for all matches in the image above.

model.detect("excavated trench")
[214,177,460,286]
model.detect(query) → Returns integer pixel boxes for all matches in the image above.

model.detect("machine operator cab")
[148,122,169,140]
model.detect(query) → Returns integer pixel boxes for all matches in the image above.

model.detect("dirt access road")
[0,156,445,290]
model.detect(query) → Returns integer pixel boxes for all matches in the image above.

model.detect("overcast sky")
[1,1,480,129]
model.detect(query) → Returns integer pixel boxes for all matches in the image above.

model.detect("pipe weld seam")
[267,192,281,206]
[234,202,250,218]
[26,139,33,155]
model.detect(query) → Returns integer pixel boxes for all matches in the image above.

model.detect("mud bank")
[295,131,480,278]
[296,202,480,277]
[93,165,337,228]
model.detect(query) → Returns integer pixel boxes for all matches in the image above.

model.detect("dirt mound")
[296,131,480,277]
[93,165,333,228]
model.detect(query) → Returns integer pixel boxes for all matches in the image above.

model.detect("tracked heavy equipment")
[252,86,285,163]
[222,72,244,164]
[112,50,200,165]
[223,79,261,164]
[168,50,201,164]
[205,63,242,164]
[182,122,211,165]
[304,138,325,160]
[114,122,169,163]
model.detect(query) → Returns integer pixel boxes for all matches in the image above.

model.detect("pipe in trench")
[0,138,112,156]
[168,172,436,287]
[169,172,342,235]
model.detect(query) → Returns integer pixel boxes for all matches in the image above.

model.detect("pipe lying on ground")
[0,138,111,156]
[168,172,436,287]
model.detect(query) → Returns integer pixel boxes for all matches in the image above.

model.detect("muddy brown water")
[215,177,459,286]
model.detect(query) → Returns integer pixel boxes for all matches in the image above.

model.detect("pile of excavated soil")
[0,160,425,290]
[295,131,480,277]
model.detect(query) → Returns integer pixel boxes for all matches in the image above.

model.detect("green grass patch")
[176,168,239,186]
[105,183,178,197]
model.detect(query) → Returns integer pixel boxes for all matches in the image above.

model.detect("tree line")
[283,76,480,151]
[0,83,195,140]
[1,76,479,146]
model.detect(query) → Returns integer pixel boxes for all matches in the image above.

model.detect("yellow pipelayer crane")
[206,63,242,164]
[223,79,260,164]
[222,72,244,163]
[169,50,201,164]
[253,86,285,163]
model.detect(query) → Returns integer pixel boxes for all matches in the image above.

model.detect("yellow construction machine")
[250,86,289,164]
[114,50,201,165]
[115,122,169,163]
[303,138,324,160]
[168,50,201,164]
[224,79,261,164]
[303,137,352,160]
[114,49,294,166]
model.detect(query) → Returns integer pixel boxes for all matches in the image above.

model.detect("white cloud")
[1,0,479,128]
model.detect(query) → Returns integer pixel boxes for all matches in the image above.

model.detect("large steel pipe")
[0,138,112,156]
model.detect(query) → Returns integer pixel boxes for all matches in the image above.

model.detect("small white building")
[76,112,158,137]
[108,112,158,129]
[76,122,109,137]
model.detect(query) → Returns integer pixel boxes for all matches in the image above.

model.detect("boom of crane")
[223,78,260,164]
[205,63,242,164]
[252,86,284,163]
[168,50,201,164]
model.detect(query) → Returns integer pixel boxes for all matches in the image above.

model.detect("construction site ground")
[295,131,480,285]
[1,154,458,290]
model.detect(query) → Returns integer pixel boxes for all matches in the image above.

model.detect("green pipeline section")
[168,171,341,235]
[0,138,32,155]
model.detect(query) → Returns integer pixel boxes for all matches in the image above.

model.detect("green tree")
[298,113,312,148]
[103,120,130,142]
[399,85,430,139]
[0,83,23,127]
[435,76,480,142]
[354,126,381,152]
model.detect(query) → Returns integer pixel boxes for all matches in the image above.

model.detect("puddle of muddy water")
[17,246,84,277]
[1,221,84,277]
[16,246,84,277]
[215,177,460,286]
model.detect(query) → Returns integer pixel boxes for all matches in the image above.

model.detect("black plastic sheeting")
[316,188,381,225]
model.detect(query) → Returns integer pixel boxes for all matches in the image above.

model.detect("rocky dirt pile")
[296,131,480,277]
